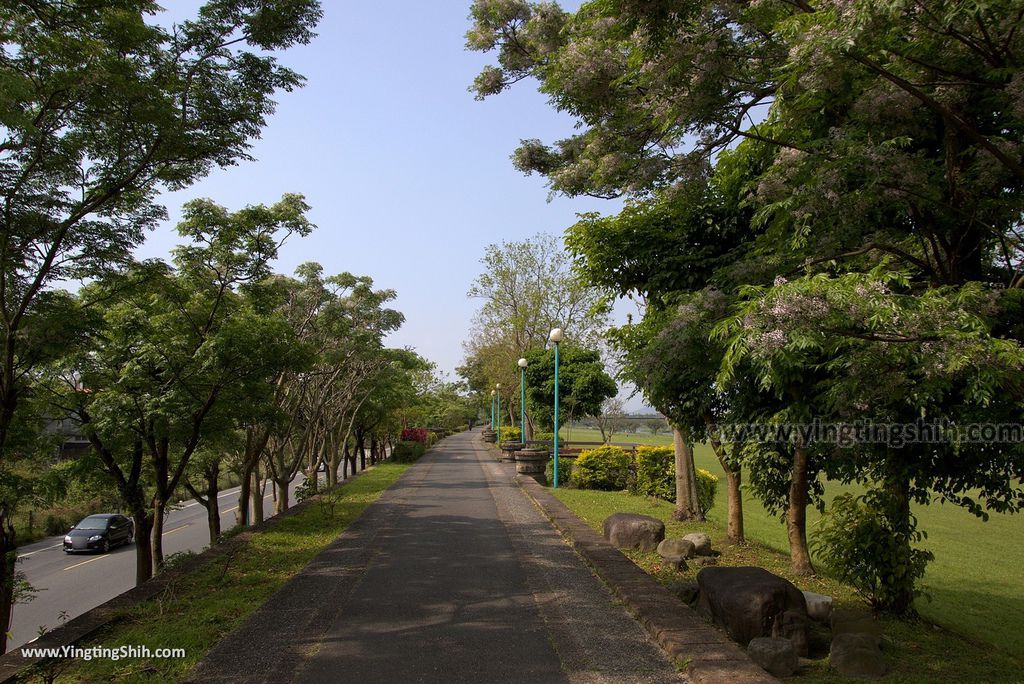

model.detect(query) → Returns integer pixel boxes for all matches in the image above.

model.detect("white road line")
[18,543,64,559]
[63,555,108,571]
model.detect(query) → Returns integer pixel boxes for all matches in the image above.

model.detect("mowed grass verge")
[559,426,1024,656]
[550,487,1024,683]
[45,462,409,683]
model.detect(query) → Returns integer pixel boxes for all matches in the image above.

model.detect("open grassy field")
[558,426,1024,657]
[550,486,1024,683]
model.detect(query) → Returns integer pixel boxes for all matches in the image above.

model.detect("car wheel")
[100,540,110,554]
[125,532,133,546]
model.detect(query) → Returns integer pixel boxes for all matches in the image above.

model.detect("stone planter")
[499,442,524,462]
[481,429,497,443]
[515,448,549,485]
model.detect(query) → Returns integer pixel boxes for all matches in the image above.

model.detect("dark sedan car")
[63,514,134,553]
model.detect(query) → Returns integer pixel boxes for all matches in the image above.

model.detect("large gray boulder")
[682,532,712,556]
[603,513,665,551]
[747,637,798,677]
[830,632,888,679]
[696,566,810,656]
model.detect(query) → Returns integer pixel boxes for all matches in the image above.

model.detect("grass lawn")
[44,462,409,684]
[559,426,1024,657]
[551,487,1024,683]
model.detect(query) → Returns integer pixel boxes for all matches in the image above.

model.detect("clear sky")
[141,1,640,402]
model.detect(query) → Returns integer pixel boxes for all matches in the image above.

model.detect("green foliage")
[629,446,718,513]
[391,440,426,463]
[523,345,617,430]
[814,492,933,615]
[545,457,574,488]
[573,445,630,491]
[498,426,521,442]
[533,431,555,442]
[295,478,318,503]
[631,446,674,501]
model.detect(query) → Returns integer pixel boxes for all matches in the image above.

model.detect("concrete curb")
[0,463,383,684]
[512,471,778,684]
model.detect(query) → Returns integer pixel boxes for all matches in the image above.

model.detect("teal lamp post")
[490,389,495,430]
[495,383,502,442]
[549,327,564,488]
[518,358,528,444]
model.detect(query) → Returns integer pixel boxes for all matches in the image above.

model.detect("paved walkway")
[189,430,684,683]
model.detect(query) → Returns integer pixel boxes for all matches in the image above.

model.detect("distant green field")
[558,426,1024,656]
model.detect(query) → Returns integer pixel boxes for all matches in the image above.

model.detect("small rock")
[772,608,809,658]
[689,555,718,568]
[682,532,712,556]
[830,632,888,679]
[602,512,666,551]
[747,637,798,677]
[831,608,883,644]
[662,556,688,572]
[657,538,695,560]
[802,591,833,623]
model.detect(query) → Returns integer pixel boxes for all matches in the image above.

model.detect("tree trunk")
[725,469,744,544]
[131,508,154,585]
[705,416,745,544]
[357,430,367,471]
[671,426,704,521]
[274,476,290,514]
[205,467,220,545]
[0,512,16,654]
[883,463,916,615]
[237,468,251,527]
[787,442,814,575]
[370,437,379,464]
[151,499,166,571]
[251,470,264,525]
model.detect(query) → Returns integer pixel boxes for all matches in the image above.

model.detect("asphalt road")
[9,476,308,651]
[193,430,682,683]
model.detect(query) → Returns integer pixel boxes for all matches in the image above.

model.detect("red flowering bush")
[401,427,429,443]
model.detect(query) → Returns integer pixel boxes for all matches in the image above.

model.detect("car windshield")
[76,516,109,530]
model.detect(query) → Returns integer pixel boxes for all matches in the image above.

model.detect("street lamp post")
[496,384,502,443]
[490,389,495,430]
[549,328,563,488]
[518,358,528,445]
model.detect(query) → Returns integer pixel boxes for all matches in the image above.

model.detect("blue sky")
[143,1,639,402]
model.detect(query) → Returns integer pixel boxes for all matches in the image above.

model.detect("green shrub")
[545,456,575,487]
[426,432,439,447]
[532,431,555,442]
[391,440,426,463]
[498,426,521,442]
[629,446,718,513]
[573,445,630,491]
[632,446,674,500]
[695,468,717,512]
[814,491,933,614]
[295,477,318,502]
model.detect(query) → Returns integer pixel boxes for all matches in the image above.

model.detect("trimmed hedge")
[629,445,717,513]
[573,445,631,491]
[392,440,426,463]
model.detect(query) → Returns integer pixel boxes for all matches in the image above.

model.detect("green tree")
[47,195,311,582]
[523,345,616,432]
[0,0,321,651]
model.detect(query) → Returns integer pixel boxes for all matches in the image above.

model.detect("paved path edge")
[510,463,778,684]
[0,462,385,684]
